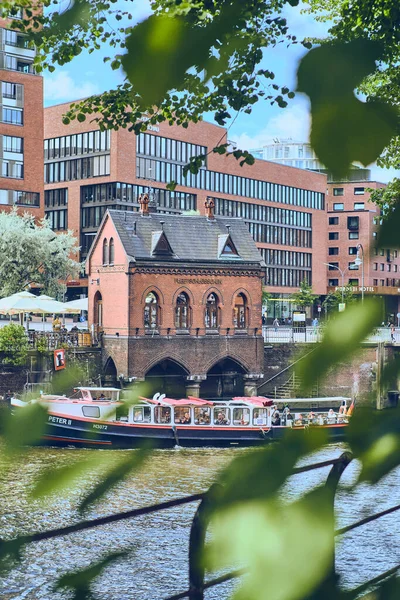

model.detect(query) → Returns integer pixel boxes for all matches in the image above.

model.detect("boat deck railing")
[2,451,399,599]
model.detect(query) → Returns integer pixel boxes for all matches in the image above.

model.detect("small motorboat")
[11,387,353,449]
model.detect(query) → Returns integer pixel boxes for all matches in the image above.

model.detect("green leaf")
[212,429,327,510]
[121,4,243,108]
[56,550,129,600]
[0,537,27,575]
[1,403,48,454]
[346,407,400,483]
[297,40,398,178]
[296,298,381,392]
[376,199,400,248]
[78,446,151,513]
[77,112,86,123]
[207,486,334,600]
[30,454,114,500]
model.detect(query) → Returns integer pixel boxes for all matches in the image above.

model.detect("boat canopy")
[74,387,121,392]
[231,397,274,407]
[140,397,214,407]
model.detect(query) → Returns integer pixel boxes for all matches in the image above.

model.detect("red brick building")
[326,180,400,319]
[0,8,43,217]
[44,103,327,310]
[87,200,265,398]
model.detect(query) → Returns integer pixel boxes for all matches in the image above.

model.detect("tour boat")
[11,387,352,448]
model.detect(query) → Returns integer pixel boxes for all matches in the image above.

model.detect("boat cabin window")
[253,408,268,426]
[133,407,151,423]
[233,407,250,426]
[213,408,230,425]
[82,405,100,418]
[194,407,211,425]
[116,403,129,422]
[174,407,192,424]
[154,406,171,424]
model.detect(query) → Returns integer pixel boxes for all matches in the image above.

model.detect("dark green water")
[0,444,399,599]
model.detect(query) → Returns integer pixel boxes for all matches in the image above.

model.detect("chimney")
[139,193,150,216]
[205,198,216,221]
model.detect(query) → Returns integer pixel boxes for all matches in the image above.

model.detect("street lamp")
[354,243,364,304]
[324,262,347,303]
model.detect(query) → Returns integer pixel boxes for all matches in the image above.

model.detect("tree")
[3,0,397,179]
[0,209,81,299]
[322,286,356,314]
[0,323,29,365]
[290,279,318,309]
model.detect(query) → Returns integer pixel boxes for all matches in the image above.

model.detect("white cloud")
[44,70,101,105]
[231,102,311,150]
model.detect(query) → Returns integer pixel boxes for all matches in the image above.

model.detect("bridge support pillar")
[244,373,263,397]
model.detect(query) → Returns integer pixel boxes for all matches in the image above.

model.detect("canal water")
[0,443,399,600]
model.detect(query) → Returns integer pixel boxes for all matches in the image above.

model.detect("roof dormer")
[218,232,240,259]
[151,223,174,257]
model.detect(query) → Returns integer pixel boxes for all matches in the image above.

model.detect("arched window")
[233,293,247,329]
[102,238,108,266]
[94,291,103,329]
[205,293,218,328]
[175,292,190,329]
[109,238,115,265]
[144,292,159,329]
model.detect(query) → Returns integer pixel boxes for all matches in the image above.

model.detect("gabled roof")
[106,210,265,266]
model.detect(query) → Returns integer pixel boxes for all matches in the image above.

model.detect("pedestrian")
[262,313,266,325]
[273,317,279,332]
[312,317,319,334]
[390,323,396,343]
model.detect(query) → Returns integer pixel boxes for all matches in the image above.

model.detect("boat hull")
[40,414,348,449]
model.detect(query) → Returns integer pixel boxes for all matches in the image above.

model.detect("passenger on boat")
[180,412,191,424]
[199,411,210,424]
[285,409,294,423]
[216,411,228,425]
[338,403,347,416]
[271,410,281,426]
[294,414,303,426]
[327,409,336,424]
[99,393,106,401]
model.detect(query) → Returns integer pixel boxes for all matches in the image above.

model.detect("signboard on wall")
[293,311,306,322]
[54,349,66,371]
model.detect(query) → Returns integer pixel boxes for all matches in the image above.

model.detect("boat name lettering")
[174,278,222,285]
[93,424,108,431]
[48,416,72,426]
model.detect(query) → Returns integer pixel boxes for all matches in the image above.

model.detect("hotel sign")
[335,286,376,293]
[174,278,222,285]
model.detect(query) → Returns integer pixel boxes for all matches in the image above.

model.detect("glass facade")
[136,133,325,210]
[0,188,39,206]
[45,188,68,231]
[260,248,312,287]
[214,196,312,248]
[44,155,110,183]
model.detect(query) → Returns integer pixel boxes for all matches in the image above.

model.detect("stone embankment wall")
[261,344,385,406]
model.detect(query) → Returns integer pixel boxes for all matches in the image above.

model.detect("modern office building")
[326,181,400,318]
[0,8,43,216]
[44,103,328,308]
[251,139,371,182]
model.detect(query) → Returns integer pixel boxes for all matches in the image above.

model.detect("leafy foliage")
[290,279,318,308]
[323,286,356,313]
[0,323,28,365]
[0,209,81,299]
[368,179,400,220]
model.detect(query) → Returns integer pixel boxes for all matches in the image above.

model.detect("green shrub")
[36,336,49,355]
[0,323,29,365]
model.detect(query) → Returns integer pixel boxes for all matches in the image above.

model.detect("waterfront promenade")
[263,326,398,344]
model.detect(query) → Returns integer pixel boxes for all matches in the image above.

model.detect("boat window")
[82,405,100,418]
[133,407,151,423]
[154,406,171,424]
[116,403,129,422]
[213,408,230,425]
[194,407,211,425]
[233,407,250,426]
[174,407,192,424]
[253,408,268,426]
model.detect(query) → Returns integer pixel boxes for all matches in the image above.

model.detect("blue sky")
[43,0,396,183]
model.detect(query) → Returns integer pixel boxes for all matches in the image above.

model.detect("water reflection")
[0,444,399,599]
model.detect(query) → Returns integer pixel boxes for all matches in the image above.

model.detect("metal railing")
[263,326,399,344]
[28,331,93,350]
[2,452,399,599]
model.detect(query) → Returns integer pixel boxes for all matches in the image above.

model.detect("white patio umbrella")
[0,292,68,330]
[62,297,88,313]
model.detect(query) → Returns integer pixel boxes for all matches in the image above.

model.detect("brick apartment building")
[87,201,265,397]
[0,8,43,217]
[326,181,400,320]
[44,102,327,311]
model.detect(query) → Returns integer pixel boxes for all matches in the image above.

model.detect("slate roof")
[107,210,265,266]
